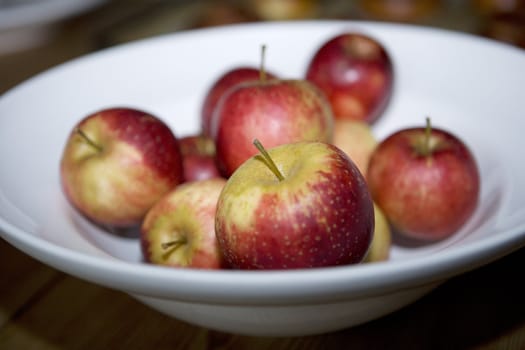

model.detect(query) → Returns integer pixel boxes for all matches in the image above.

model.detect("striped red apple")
[141,178,227,269]
[215,140,374,269]
[60,107,184,228]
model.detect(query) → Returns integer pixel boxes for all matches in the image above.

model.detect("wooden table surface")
[1,1,525,349]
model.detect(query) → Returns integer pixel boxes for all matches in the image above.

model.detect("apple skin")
[179,134,222,182]
[363,203,391,263]
[141,178,227,269]
[183,154,222,182]
[305,32,393,124]
[215,141,374,270]
[367,125,480,241]
[60,107,184,228]
[212,79,334,177]
[332,118,378,177]
[179,134,216,157]
[201,67,277,137]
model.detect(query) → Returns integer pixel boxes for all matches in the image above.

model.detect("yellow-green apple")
[306,32,393,124]
[201,67,277,136]
[364,203,391,263]
[215,140,374,270]
[367,118,480,241]
[141,178,227,269]
[211,77,334,177]
[179,134,221,182]
[332,118,378,177]
[60,107,184,228]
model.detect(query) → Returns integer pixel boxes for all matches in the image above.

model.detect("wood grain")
[0,240,59,328]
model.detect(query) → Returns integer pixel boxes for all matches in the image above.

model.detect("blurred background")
[1,0,524,93]
[84,0,525,47]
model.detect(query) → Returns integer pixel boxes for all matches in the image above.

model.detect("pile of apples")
[60,31,480,270]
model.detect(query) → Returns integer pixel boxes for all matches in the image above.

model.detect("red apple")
[60,107,184,228]
[305,32,393,124]
[212,78,334,177]
[215,140,374,270]
[141,178,227,269]
[179,134,222,182]
[367,118,480,241]
[201,66,277,136]
[182,154,222,182]
[332,118,378,177]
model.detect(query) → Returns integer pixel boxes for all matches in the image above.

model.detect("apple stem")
[253,139,285,181]
[259,44,267,83]
[75,128,103,152]
[161,238,187,250]
[423,116,432,156]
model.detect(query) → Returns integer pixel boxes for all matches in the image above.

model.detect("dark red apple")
[201,66,277,136]
[183,154,222,182]
[211,77,334,177]
[305,32,394,124]
[179,134,221,182]
[367,119,480,241]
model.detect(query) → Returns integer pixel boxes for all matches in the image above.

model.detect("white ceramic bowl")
[1,21,525,337]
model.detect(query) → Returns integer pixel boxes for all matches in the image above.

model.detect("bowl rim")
[2,200,525,305]
[1,19,525,306]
